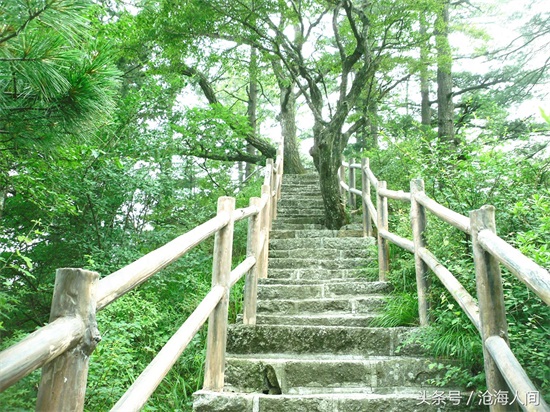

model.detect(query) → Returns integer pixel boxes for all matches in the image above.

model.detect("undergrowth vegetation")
[345,117,550,402]
[0,172,261,412]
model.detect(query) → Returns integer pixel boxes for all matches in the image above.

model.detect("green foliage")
[512,192,550,270]
[507,192,550,397]
[372,292,418,327]
[1,0,549,409]
[348,111,550,400]
[0,0,121,145]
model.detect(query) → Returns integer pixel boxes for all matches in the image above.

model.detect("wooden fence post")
[203,197,235,391]
[270,170,277,224]
[276,146,284,201]
[339,163,345,197]
[259,184,271,279]
[410,179,430,326]
[264,159,275,229]
[348,158,356,208]
[243,197,262,325]
[377,181,390,281]
[36,268,100,412]
[361,158,372,237]
[470,206,516,411]
[264,159,273,186]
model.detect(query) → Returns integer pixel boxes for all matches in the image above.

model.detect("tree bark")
[310,126,348,229]
[435,0,456,144]
[246,46,258,177]
[272,59,305,175]
[355,103,379,151]
[420,17,432,128]
[366,103,379,149]
[279,84,305,174]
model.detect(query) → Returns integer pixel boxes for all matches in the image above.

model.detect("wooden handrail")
[478,229,550,306]
[339,158,549,406]
[378,187,411,202]
[111,285,226,411]
[0,144,284,410]
[233,205,260,222]
[378,228,414,253]
[414,192,471,233]
[417,247,481,332]
[485,336,547,412]
[363,164,378,187]
[0,317,85,392]
[96,214,230,311]
[230,256,257,288]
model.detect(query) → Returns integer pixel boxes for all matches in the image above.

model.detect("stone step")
[192,171,475,412]
[224,354,456,395]
[277,199,324,206]
[282,177,319,182]
[281,184,320,190]
[271,224,327,232]
[269,247,369,259]
[277,206,325,216]
[270,229,364,239]
[270,237,372,250]
[276,207,325,216]
[278,196,323,203]
[267,268,370,281]
[281,186,320,193]
[251,313,381,327]
[258,277,377,286]
[226,324,425,357]
[256,296,386,315]
[272,216,326,225]
[280,192,322,198]
[282,174,319,182]
[193,391,472,412]
[280,191,322,197]
[282,174,319,180]
[257,281,390,299]
[268,257,368,270]
[278,199,324,208]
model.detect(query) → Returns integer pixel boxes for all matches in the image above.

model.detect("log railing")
[0,145,284,411]
[339,158,550,412]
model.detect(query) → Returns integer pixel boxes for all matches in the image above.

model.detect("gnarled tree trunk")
[310,126,348,229]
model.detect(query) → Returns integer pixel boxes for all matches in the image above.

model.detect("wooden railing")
[0,146,284,411]
[339,158,550,412]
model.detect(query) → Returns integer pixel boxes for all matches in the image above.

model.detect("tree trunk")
[310,127,347,229]
[420,18,432,128]
[435,0,455,144]
[366,103,379,149]
[271,59,305,174]
[280,84,305,174]
[246,46,258,177]
[356,103,379,151]
[0,188,6,221]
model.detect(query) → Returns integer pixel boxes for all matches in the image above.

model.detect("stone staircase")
[193,174,474,411]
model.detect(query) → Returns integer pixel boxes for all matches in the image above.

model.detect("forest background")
[0,0,549,410]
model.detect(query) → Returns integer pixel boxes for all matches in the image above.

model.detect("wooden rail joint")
[36,268,100,411]
[470,206,514,408]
